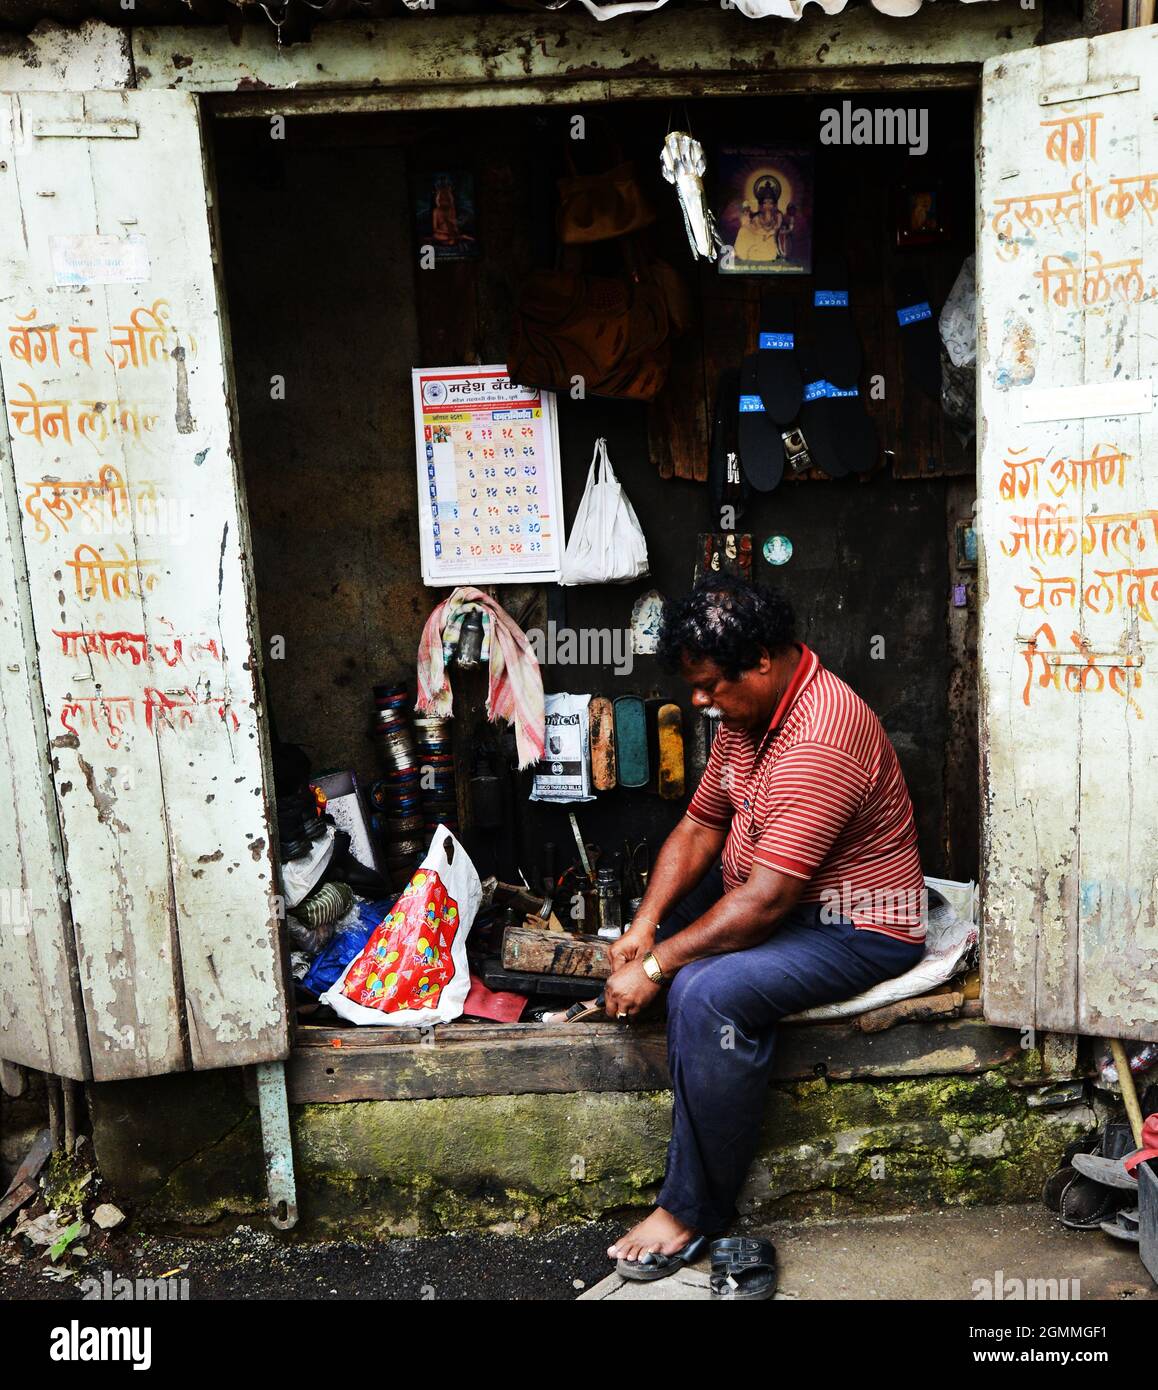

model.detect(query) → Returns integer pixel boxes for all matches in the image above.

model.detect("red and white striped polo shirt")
[686,644,926,941]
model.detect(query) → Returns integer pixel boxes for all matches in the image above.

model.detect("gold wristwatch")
[641,950,667,985]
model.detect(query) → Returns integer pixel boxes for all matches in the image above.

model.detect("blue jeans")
[654,864,925,1234]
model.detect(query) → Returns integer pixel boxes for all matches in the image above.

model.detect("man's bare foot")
[607,1206,698,1264]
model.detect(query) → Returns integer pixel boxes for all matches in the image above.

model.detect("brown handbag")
[507,240,682,402]
[556,159,656,245]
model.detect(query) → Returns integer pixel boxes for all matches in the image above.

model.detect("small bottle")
[595,865,623,941]
[455,610,485,669]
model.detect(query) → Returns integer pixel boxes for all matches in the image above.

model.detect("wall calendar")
[412,365,565,586]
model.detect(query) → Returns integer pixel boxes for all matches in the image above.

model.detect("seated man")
[604,575,927,1278]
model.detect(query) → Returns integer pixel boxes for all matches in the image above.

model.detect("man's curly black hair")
[656,574,797,681]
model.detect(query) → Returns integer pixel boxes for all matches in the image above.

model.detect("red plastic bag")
[321,827,481,1025]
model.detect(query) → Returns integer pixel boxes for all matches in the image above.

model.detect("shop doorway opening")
[209,90,980,1034]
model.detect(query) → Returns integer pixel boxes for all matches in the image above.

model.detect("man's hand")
[608,922,656,972]
[604,961,661,1020]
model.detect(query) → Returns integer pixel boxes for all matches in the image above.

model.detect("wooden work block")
[501,924,613,979]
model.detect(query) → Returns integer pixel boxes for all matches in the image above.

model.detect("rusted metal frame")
[201,65,982,118]
[254,1059,298,1229]
[131,3,1042,95]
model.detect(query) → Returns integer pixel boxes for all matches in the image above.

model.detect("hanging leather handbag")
[556,157,656,245]
[507,239,686,402]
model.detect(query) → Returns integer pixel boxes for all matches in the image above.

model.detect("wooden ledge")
[261,1011,1025,1104]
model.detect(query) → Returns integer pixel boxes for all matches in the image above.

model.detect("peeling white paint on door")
[0,90,287,1079]
[0,373,89,1080]
[978,27,1158,1041]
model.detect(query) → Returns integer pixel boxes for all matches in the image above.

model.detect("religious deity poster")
[412,365,565,586]
[716,147,814,276]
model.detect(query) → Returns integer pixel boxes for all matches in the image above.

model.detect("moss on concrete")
[42,1148,98,1218]
[94,1066,1097,1237]
[744,1072,1093,1221]
[286,1091,673,1236]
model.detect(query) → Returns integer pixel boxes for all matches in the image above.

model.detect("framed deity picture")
[895,182,952,248]
[412,365,566,586]
[414,170,479,263]
[716,147,814,276]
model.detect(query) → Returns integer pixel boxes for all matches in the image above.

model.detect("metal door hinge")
[32,120,139,140]
[1039,77,1139,106]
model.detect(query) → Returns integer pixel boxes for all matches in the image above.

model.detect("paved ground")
[1,1202,1154,1301]
[0,1219,623,1301]
[584,1203,1158,1300]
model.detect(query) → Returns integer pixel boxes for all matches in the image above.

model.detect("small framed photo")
[895,182,951,248]
[954,519,978,571]
[415,170,478,263]
[716,147,813,276]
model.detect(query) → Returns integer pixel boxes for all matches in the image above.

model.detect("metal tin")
[382,815,425,837]
[376,735,418,772]
[381,755,419,777]
[384,836,425,863]
[380,788,422,807]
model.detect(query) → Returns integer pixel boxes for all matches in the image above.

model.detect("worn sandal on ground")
[709,1236,779,1300]
[1070,1151,1138,1190]
[1100,1207,1140,1243]
[616,1233,708,1282]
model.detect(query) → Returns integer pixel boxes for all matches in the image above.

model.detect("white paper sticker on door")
[50,233,151,286]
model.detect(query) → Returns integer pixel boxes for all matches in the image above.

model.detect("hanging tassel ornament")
[661,131,722,263]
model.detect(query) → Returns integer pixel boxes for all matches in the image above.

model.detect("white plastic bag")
[560,438,649,586]
[319,826,481,1026]
[939,254,976,369]
[784,880,978,1023]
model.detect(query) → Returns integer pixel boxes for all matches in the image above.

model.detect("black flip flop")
[737,353,784,492]
[755,293,803,425]
[796,344,877,478]
[894,270,942,401]
[796,345,847,480]
[811,253,862,389]
[709,1236,778,1300]
[708,366,748,522]
[616,1233,708,1283]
